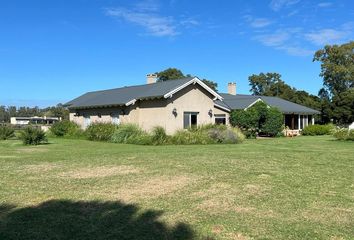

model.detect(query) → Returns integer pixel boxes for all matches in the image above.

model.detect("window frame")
[183,112,199,129]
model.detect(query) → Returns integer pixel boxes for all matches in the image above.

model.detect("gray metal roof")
[65,77,195,109]
[220,93,320,114]
[65,78,319,115]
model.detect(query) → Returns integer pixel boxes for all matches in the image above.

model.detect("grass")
[0,136,353,239]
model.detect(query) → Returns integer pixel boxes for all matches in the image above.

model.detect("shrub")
[151,126,168,145]
[18,127,47,145]
[170,130,214,145]
[50,120,81,137]
[111,124,146,143]
[85,123,117,141]
[261,107,283,137]
[333,128,354,141]
[0,125,15,140]
[302,124,333,136]
[348,130,354,141]
[208,127,245,144]
[230,101,283,138]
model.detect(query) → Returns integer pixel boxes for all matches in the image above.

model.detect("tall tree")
[156,68,185,81]
[313,41,354,97]
[248,72,321,111]
[156,68,218,91]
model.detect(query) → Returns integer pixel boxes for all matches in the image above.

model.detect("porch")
[283,113,315,136]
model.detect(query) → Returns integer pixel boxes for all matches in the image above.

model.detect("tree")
[248,72,321,112]
[156,68,218,91]
[156,68,185,81]
[313,41,354,97]
[249,72,282,96]
[200,79,218,91]
[230,101,283,137]
[331,88,354,124]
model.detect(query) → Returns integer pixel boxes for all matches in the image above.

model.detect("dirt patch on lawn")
[16,147,48,153]
[18,163,58,173]
[301,205,353,225]
[60,165,140,179]
[107,175,195,201]
[225,232,251,240]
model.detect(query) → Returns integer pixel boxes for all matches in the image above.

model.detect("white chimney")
[146,73,157,84]
[228,82,236,95]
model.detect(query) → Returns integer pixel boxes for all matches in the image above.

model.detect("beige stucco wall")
[69,84,229,134]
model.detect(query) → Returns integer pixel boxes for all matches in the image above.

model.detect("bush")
[230,101,283,138]
[85,123,117,141]
[0,125,15,140]
[261,107,283,137]
[170,125,245,145]
[333,128,354,141]
[50,120,81,137]
[111,124,146,144]
[208,127,245,144]
[302,124,333,136]
[151,126,168,145]
[18,127,47,145]
[170,129,213,145]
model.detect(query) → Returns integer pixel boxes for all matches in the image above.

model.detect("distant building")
[10,116,60,125]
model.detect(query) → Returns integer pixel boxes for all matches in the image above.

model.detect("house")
[65,74,319,134]
[10,116,60,125]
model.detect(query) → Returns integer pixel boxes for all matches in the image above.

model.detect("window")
[111,113,120,125]
[84,115,91,128]
[183,112,198,129]
[215,114,226,125]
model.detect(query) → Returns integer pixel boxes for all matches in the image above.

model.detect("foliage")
[50,120,82,137]
[0,104,69,123]
[156,68,218,91]
[208,127,245,144]
[151,126,168,145]
[261,107,284,136]
[18,126,47,145]
[331,88,354,124]
[0,125,15,140]
[248,72,321,112]
[156,68,185,81]
[313,41,354,97]
[230,101,283,137]
[302,124,334,136]
[170,129,214,145]
[170,125,245,145]
[85,123,117,141]
[111,124,146,144]
[333,128,354,141]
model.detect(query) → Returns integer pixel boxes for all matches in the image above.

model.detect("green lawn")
[0,136,353,239]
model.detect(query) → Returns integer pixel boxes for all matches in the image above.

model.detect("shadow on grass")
[0,200,195,240]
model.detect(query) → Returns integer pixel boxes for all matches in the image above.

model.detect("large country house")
[65,74,319,134]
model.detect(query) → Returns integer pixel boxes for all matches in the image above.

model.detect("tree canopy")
[156,68,218,91]
[248,72,321,112]
[313,41,354,97]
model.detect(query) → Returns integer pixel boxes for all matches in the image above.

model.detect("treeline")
[0,104,69,123]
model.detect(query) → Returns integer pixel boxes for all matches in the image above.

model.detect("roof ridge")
[85,77,195,94]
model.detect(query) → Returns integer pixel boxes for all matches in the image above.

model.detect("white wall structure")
[349,122,354,130]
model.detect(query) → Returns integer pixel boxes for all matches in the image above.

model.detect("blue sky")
[1,0,353,107]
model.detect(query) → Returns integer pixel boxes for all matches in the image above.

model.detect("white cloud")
[243,15,273,28]
[254,31,290,46]
[253,29,313,56]
[250,18,273,28]
[106,8,178,37]
[269,0,300,11]
[317,2,332,8]
[305,23,353,45]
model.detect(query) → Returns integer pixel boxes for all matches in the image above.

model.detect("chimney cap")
[146,73,158,77]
